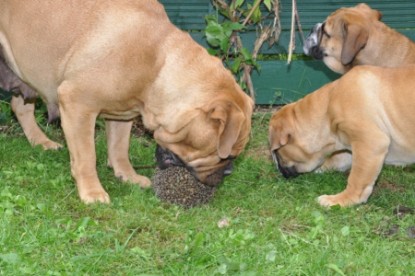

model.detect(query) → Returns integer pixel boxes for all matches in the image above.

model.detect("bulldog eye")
[221,155,235,161]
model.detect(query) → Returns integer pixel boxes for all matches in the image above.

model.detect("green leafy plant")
[205,0,281,102]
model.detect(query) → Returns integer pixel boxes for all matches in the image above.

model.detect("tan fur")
[269,65,415,207]
[0,0,253,203]
[307,3,415,74]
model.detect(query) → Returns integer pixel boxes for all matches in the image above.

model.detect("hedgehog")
[152,166,216,208]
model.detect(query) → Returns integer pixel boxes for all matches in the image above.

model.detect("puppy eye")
[323,30,331,38]
[321,23,331,38]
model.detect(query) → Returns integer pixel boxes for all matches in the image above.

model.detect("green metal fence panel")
[159,0,214,30]
[0,2,414,105]
[252,60,340,104]
[161,0,415,53]
[160,0,415,104]
[160,1,415,31]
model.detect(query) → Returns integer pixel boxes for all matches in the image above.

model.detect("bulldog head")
[268,101,335,178]
[303,3,382,74]
[154,91,253,187]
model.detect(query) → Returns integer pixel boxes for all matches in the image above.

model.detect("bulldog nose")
[155,145,185,169]
[223,160,233,176]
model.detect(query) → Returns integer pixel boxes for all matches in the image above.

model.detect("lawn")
[0,105,414,275]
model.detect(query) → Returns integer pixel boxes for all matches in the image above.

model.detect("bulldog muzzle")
[155,145,233,186]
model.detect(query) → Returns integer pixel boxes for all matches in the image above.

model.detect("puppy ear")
[356,3,382,21]
[269,120,291,152]
[341,21,368,65]
[209,101,245,159]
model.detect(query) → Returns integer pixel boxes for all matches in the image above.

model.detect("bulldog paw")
[116,172,152,188]
[40,140,63,150]
[79,189,111,204]
[130,175,152,188]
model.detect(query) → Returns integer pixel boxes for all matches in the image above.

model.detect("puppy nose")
[271,150,299,178]
[278,163,299,179]
[310,46,324,60]
[303,22,323,55]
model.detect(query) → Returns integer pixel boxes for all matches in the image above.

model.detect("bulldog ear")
[209,101,245,159]
[341,22,369,65]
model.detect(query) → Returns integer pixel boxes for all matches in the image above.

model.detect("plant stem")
[287,0,296,64]
[243,0,263,26]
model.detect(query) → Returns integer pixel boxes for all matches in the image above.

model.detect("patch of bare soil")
[245,144,271,160]
[0,125,9,133]
[375,205,415,238]
[132,115,153,138]
[375,181,406,194]
[254,105,282,113]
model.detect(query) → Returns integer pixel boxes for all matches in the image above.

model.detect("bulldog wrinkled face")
[154,99,252,187]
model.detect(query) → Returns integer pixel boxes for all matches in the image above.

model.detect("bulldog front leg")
[318,136,389,207]
[106,119,151,188]
[11,95,62,150]
[58,83,109,204]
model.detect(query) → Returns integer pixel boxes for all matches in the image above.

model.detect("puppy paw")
[80,189,111,204]
[314,167,326,173]
[318,195,341,207]
[318,194,355,207]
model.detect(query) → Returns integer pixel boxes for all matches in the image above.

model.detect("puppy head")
[155,90,253,187]
[268,104,331,178]
[303,3,382,74]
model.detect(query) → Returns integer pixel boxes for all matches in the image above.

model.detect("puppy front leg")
[11,95,62,150]
[316,151,352,173]
[58,84,109,204]
[106,119,151,188]
[318,137,389,207]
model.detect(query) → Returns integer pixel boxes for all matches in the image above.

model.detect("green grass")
[0,108,414,275]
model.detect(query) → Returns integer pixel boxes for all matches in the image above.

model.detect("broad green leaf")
[235,0,245,8]
[205,22,224,47]
[264,0,272,11]
[231,57,243,74]
[251,1,262,23]
[219,37,230,52]
[240,47,252,61]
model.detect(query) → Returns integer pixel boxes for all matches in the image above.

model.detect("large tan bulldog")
[269,65,415,207]
[303,3,415,74]
[0,0,253,203]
